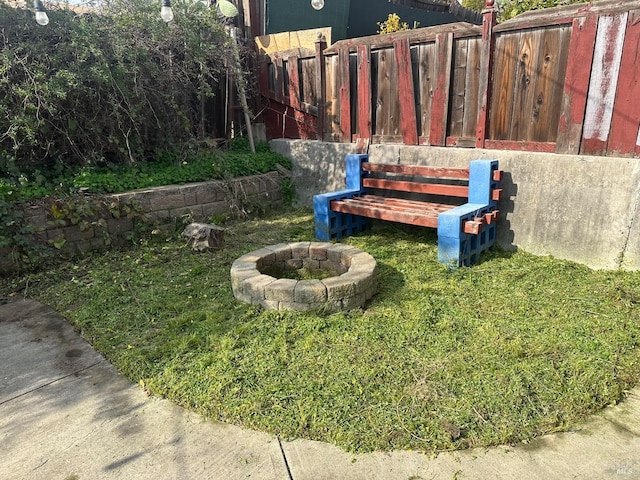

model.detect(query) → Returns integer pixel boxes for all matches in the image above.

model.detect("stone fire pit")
[230,242,377,313]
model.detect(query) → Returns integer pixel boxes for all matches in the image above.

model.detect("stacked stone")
[230,242,377,313]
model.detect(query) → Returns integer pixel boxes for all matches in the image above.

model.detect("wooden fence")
[258,0,640,158]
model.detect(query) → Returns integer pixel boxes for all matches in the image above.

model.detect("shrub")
[0,1,233,171]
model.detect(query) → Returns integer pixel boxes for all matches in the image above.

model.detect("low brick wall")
[1,172,283,274]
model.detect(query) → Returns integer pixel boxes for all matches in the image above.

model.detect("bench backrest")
[362,163,471,199]
[345,154,502,204]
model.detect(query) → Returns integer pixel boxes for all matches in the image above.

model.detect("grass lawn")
[2,208,640,453]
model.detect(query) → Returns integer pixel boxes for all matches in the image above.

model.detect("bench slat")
[339,196,452,217]
[363,178,469,197]
[362,163,470,179]
[331,199,440,228]
[359,194,460,212]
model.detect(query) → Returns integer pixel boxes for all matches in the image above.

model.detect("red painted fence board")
[394,39,418,145]
[429,33,454,146]
[581,13,628,156]
[608,9,640,157]
[556,15,598,154]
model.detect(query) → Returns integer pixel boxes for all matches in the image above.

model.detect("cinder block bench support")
[438,159,500,266]
[314,154,370,241]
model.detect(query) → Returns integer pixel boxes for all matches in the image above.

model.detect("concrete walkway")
[1,298,640,480]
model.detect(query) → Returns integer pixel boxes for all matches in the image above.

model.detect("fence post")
[475,0,497,148]
[315,33,327,142]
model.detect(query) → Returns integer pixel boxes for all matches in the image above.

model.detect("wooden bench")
[313,154,503,267]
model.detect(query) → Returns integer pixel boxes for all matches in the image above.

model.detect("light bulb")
[160,0,174,22]
[35,10,49,25]
[34,0,49,25]
[311,0,324,10]
[161,5,174,22]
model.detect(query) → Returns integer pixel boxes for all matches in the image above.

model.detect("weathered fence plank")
[582,13,628,155]
[531,25,571,143]
[300,57,316,106]
[357,44,372,143]
[338,47,352,142]
[417,41,437,142]
[315,36,327,140]
[325,55,341,142]
[475,5,497,148]
[394,39,418,145]
[510,29,543,141]
[287,56,301,110]
[274,57,284,102]
[448,38,468,138]
[462,37,481,140]
[429,32,454,146]
[490,32,519,140]
[556,15,598,154]
[608,9,640,157]
[374,48,400,137]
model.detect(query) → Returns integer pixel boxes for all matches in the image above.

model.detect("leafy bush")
[0,1,234,172]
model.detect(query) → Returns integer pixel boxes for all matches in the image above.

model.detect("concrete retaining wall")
[271,139,640,271]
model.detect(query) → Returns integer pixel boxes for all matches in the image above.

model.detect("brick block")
[322,276,356,300]
[107,218,133,235]
[242,274,276,302]
[285,258,303,270]
[309,242,330,260]
[201,201,231,217]
[150,194,186,211]
[265,278,298,302]
[265,243,293,262]
[347,253,377,274]
[341,271,377,295]
[183,191,198,206]
[277,301,327,312]
[61,225,95,243]
[289,242,311,259]
[294,280,327,304]
[230,268,261,292]
[302,258,321,270]
[194,185,217,204]
[326,244,358,265]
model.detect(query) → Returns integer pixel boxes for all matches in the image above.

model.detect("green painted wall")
[265,0,458,41]
[266,0,351,40]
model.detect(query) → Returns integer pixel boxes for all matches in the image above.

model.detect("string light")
[34,0,49,26]
[160,0,174,22]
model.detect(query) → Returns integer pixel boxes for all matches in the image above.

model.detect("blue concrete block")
[468,159,498,205]
[345,154,368,190]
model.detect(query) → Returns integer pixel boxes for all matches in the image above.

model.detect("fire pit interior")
[230,242,377,313]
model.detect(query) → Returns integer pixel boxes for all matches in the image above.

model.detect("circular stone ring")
[230,242,377,313]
